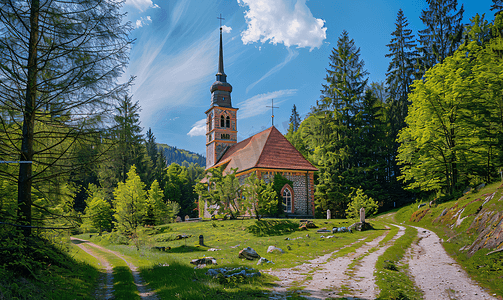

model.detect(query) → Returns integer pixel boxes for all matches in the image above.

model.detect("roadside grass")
[394,181,503,297]
[374,225,422,300]
[0,234,99,300]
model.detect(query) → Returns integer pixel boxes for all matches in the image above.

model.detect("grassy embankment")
[72,218,388,299]
[394,181,503,297]
[0,233,99,300]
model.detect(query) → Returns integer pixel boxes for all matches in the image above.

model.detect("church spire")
[216,27,226,82]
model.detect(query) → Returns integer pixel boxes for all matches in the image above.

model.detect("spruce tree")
[0,0,132,235]
[311,30,369,217]
[491,0,503,15]
[416,0,464,78]
[289,104,301,132]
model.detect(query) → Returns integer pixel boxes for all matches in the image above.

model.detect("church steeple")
[210,26,232,108]
[206,19,238,169]
[216,27,226,82]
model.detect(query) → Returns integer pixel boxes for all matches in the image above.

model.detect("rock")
[238,247,260,260]
[176,234,191,240]
[207,248,220,251]
[317,229,331,233]
[267,246,284,253]
[349,222,373,232]
[440,209,448,217]
[175,216,182,222]
[299,224,307,230]
[418,203,427,209]
[305,221,318,228]
[257,257,274,265]
[190,257,217,266]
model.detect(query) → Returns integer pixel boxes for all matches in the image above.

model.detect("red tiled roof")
[214,126,318,174]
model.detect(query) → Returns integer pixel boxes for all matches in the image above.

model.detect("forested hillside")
[157,143,206,167]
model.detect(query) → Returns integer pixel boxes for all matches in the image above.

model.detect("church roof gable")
[215,126,317,173]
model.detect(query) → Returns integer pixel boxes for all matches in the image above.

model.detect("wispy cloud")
[246,47,298,93]
[126,0,159,12]
[188,119,206,137]
[135,16,152,28]
[238,89,297,119]
[237,0,327,50]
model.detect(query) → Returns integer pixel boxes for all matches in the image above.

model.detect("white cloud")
[221,25,232,33]
[237,0,327,50]
[238,89,297,119]
[126,0,159,12]
[246,47,298,93]
[135,16,152,28]
[187,119,206,137]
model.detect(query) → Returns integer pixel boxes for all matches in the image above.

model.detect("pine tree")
[310,30,369,218]
[289,104,301,132]
[416,0,464,78]
[146,128,158,168]
[491,0,503,15]
[0,0,132,235]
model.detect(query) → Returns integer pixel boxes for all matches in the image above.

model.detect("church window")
[208,115,212,131]
[221,133,230,139]
[226,116,230,128]
[282,187,292,213]
[220,115,224,127]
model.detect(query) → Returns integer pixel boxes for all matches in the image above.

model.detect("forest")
[286,1,503,218]
[0,0,502,247]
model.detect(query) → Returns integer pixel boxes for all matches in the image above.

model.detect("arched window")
[226,116,230,128]
[282,187,292,213]
[208,115,212,131]
[220,115,224,127]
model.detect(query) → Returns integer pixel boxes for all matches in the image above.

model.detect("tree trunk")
[18,0,40,237]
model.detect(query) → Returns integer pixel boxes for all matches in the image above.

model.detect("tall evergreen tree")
[384,9,418,202]
[491,0,503,15]
[309,30,369,217]
[416,0,464,78]
[0,0,132,235]
[289,104,301,132]
[145,128,158,168]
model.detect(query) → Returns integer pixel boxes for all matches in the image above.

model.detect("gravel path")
[71,238,114,299]
[342,224,405,300]
[406,226,498,300]
[70,237,158,300]
[267,228,396,300]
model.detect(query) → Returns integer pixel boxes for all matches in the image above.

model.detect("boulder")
[349,222,373,232]
[299,224,308,231]
[266,246,284,254]
[257,257,274,265]
[317,229,331,233]
[238,247,260,260]
[418,203,427,209]
[190,257,217,266]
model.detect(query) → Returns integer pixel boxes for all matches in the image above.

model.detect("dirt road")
[70,237,158,300]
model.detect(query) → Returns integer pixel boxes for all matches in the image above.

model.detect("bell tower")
[206,25,238,169]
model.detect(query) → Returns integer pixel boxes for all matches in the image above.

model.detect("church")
[200,25,317,219]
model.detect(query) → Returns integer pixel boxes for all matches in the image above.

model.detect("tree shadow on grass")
[246,220,298,237]
[141,261,274,299]
[165,245,207,254]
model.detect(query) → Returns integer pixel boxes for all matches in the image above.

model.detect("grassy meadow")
[71,218,389,299]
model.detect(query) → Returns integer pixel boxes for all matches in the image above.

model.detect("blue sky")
[122,0,494,157]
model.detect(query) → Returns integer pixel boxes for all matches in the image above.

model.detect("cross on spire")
[266,99,279,126]
[217,14,225,28]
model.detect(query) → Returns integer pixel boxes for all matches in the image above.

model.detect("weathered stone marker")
[360,207,365,223]
[327,209,331,219]
[175,216,182,222]
[185,215,190,221]
[199,234,204,246]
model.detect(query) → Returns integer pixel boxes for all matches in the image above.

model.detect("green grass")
[0,233,99,300]
[73,218,386,299]
[374,226,422,300]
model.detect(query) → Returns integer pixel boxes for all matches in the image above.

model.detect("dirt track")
[266,224,498,300]
[70,237,158,300]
